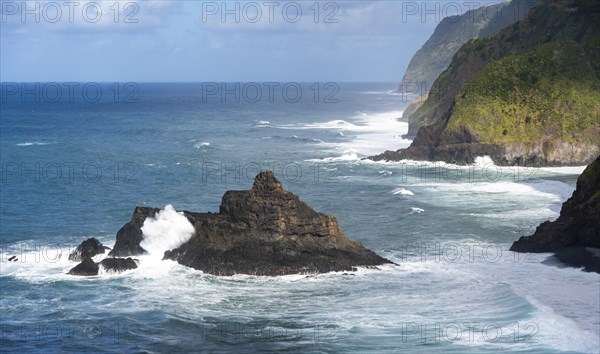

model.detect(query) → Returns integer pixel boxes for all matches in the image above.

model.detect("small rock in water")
[100,257,139,273]
[69,238,109,262]
[68,257,99,276]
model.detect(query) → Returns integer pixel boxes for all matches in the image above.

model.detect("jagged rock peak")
[100,171,393,276]
[252,170,282,191]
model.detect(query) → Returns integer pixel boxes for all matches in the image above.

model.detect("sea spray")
[391,188,414,196]
[140,205,195,258]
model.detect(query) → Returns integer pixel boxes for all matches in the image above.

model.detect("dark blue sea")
[1,83,598,353]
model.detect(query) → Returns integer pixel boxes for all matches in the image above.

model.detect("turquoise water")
[1,83,598,353]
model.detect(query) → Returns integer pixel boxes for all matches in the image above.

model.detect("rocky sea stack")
[68,171,393,276]
[511,156,600,272]
[68,237,110,262]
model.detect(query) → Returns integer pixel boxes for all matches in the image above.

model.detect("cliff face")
[400,0,527,90]
[400,0,532,129]
[96,171,392,276]
[511,156,600,272]
[401,94,427,122]
[446,41,599,145]
[378,0,600,166]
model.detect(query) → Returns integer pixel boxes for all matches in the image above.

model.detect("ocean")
[1,83,598,353]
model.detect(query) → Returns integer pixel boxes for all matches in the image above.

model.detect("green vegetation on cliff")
[409,0,600,146]
[400,1,526,93]
[447,40,600,144]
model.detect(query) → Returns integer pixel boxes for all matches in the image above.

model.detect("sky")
[0,0,512,82]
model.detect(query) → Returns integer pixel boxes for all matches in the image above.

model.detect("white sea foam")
[385,241,600,353]
[415,180,573,202]
[289,135,323,144]
[361,90,402,96]
[473,155,495,167]
[16,141,51,146]
[365,155,587,183]
[0,238,114,282]
[4,237,598,353]
[193,141,210,148]
[278,119,359,131]
[364,155,497,169]
[307,151,359,162]
[391,188,414,196]
[140,205,195,258]
[410,207,424,214]
[472,207,558,221]
[539,165,587,175]
[297,110,411,161]
[338,111,410,156]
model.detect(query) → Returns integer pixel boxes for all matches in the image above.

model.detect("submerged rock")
[511,155,600,272]
[68,257,99,276]
[68,238,109,262]
[67,257,139,276]
[99,257,138,273]
[111,171,393,276]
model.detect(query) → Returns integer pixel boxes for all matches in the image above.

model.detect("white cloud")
[1,0,180,34]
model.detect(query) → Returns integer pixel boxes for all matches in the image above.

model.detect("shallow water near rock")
[1,83,598,353]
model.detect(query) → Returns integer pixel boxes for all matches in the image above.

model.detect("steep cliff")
[376,0,600,166]
[400,0,533,129]
[511,156,600,272]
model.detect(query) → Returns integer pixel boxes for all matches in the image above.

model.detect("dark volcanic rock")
[99,257,138,273]
[68,257,99,276]
[68,257,139,276]
[369,141,600,167]
[511,156,600,272]
[73,171,392,276]
[368,123,599,167]
[68,238,109,262]
[148,171,391,275]
[107,207,159,257]
[551,247,600,273]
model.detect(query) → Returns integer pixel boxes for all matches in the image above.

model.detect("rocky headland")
[511,155,600,273]
[67,171,393,276]
[376,0,600,166]
[399,0,531,135]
